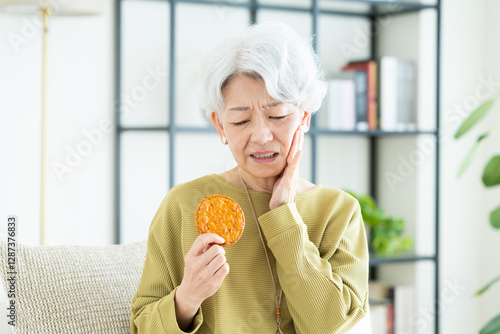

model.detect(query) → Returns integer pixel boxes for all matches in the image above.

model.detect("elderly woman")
[130,21,369,334]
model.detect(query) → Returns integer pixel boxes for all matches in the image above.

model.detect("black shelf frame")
[369,253,436,267]
[114,0,441,332]
[119,125,438,137]
[144,0,437,17]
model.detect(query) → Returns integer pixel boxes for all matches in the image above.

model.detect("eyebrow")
[227,102,281,111]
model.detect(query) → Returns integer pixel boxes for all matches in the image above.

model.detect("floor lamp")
[0,0,103,245]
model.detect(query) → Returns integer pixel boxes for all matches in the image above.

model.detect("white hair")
[198,21,328,117]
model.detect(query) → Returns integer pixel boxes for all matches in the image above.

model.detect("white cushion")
[0,241,147,334]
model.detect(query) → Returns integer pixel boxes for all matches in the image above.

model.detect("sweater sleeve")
[258,198,369,334]
[130,192,204,334]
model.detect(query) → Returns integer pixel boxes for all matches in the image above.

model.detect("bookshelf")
[115,0,441,332]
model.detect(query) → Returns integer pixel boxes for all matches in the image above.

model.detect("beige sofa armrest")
[0,241,147,334]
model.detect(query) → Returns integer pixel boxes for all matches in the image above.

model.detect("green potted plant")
[455,98,500,334]
[346,190,413,256]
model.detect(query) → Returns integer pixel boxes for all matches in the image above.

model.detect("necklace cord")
[237,168,284,333]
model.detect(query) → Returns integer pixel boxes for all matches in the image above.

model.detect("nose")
[250,117,273,145]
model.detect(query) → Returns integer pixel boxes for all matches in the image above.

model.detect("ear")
[211,111,225,140]
[301,111,312,133]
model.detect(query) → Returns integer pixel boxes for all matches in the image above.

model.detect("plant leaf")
[345,189,412,256]
[475,275,500,296]
[482,155,500,187]
[457,133,488,178]
[455,99,495,139]
[479,313,500,334]
[360,194,377,208]
[490,204,500,229]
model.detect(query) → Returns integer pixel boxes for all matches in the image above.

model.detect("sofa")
[0,241,371,333]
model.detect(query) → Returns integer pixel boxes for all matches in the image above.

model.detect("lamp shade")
[0,0,103,15]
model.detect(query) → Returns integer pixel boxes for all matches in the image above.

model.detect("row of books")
[369,281,414,334]
[319,57,417,132]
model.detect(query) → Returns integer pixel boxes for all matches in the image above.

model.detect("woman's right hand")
[174,233,229,330]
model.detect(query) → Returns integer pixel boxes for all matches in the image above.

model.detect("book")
[352,70,369,131]
[369,299,393,334]
[369,281,414,334]
[378,57,416,131]
[320,71,367,131]
[321,73,355,130]
[342,60,378,130]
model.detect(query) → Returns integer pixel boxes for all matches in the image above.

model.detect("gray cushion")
[0,241,146,334]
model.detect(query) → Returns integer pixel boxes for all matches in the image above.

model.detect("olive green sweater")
[130,174,369,334]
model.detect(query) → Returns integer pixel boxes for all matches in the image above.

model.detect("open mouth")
[250,152,279,164]
[251,153,278,159]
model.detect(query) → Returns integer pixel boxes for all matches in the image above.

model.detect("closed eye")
[269,116,287,120]
[231,120,249,126]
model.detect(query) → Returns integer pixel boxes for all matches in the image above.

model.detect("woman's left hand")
[269,124,304,210]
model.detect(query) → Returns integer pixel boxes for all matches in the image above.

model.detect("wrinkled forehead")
[225,101,281,113]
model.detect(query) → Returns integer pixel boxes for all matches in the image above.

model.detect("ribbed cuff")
[258,202,303,241]
[159,286,204,333]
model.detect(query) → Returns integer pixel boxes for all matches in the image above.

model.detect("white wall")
[0,0,115,246]
[480,0,500,328]
[440,0,485,331]
[440,0,500,333]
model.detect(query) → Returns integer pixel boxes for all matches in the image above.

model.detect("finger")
[286,150,303,175]
[279,149,302,198]
[286,150,302,203]
[299,125,304,152]
[293,126,301,158]
[206,263,229,294]
[206,252,227,275]
[197,234,225,255]
[200,243,225,264]
[287,126,301,165]
[213,262,230,280]
[187,233,225,257]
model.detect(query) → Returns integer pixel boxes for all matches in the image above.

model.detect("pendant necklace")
[237,167,284,334]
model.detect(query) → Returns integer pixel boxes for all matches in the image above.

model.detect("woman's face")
[211,74,311,180]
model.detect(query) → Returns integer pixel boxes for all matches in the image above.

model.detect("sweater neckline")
[209,174,323,199]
